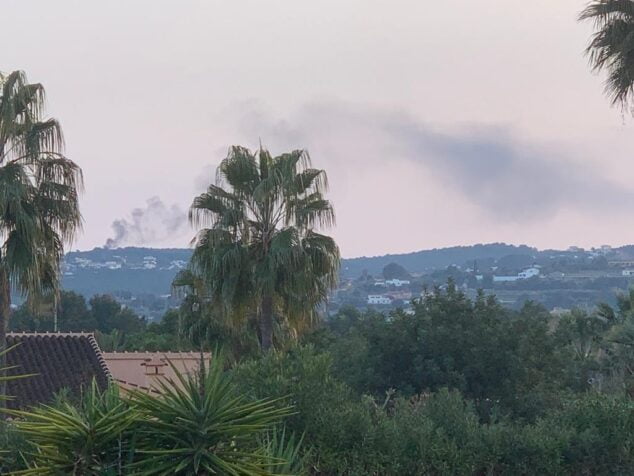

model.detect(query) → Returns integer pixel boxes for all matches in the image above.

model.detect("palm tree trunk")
[259,295,274,352]
[0,268,10,402]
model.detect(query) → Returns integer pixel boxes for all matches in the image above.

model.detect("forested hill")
[341,243,537,277]
[61,243,539,296]
[61,247,192,297]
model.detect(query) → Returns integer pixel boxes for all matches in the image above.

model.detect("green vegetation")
[229,286,634,475]
[0,70,82,399]
[3,358,298,475]
[3,47,634,473]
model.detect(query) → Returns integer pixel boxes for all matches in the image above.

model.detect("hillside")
[60,242,596,296]
[341,243,538,277]
[61,247,192,297]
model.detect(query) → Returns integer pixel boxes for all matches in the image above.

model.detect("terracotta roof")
[5,333,111,410]
[102,351,211,392]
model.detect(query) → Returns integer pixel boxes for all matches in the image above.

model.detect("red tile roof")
[5,333,110,410]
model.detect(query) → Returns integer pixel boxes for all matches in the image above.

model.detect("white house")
[367,295,392,305]
[493,267,541,282]
[518,267,540,279]
[493,275,519,282]
[623,269,634,277]
[385,279,411,287]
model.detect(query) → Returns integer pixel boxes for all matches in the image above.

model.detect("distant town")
[48,243,634,321]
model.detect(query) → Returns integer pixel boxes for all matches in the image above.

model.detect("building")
[4,333,213,409]
[493,275,519,282]
[367,295,392,305]
[609,259,634,268]
[518,267,540,279]
[623,269,634,277]
[5,333,111,410]
[103,351,211,393]
[385,279,411,287]
[386,290,413,301]
[494,267,541,282]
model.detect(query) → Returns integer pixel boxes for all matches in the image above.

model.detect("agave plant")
[128,356,293,475]
[6,380,138,475]
[260,427,310,475]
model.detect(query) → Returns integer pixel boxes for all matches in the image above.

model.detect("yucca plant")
[260,427,310,475]
[128,356,293,475]
[6,380,138,475]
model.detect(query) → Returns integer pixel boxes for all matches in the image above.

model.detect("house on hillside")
[385,279,411,287]
[368,295,392,305]
[386,290,413,301]
[493,266,541,282]
[609,259,634,268]
[518,267,540,279]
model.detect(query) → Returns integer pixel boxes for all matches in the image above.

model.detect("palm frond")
[0,70,83,314]
[580,1,634,109]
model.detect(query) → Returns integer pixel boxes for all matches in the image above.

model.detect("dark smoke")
[105,196,188,248]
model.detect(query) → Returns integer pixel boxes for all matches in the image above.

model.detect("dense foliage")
[2,358,299,475]
[6,283,634,474]
[231,284,634,474]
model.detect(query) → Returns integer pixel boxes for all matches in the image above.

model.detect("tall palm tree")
[187,146,339,351]
[580,1,634,111]
[0,71,82,389]
[172,269,260,357]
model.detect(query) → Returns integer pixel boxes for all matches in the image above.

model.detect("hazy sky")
[3,0,634,257]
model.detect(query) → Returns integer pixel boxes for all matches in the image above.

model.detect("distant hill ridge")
[59,243,602,297]
[341,243,538,277]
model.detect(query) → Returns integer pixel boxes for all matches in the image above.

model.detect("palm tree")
[187,146,339,351]
[173,269,260,357]
[0,71,82,392]
[580,1,634,111]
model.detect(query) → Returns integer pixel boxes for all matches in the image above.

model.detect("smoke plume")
[105,196,189,248]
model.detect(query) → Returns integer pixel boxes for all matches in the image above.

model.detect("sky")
[3,0,634,258]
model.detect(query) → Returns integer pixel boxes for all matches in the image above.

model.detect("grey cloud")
[235,101,634,222]
[105,196,189,248]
